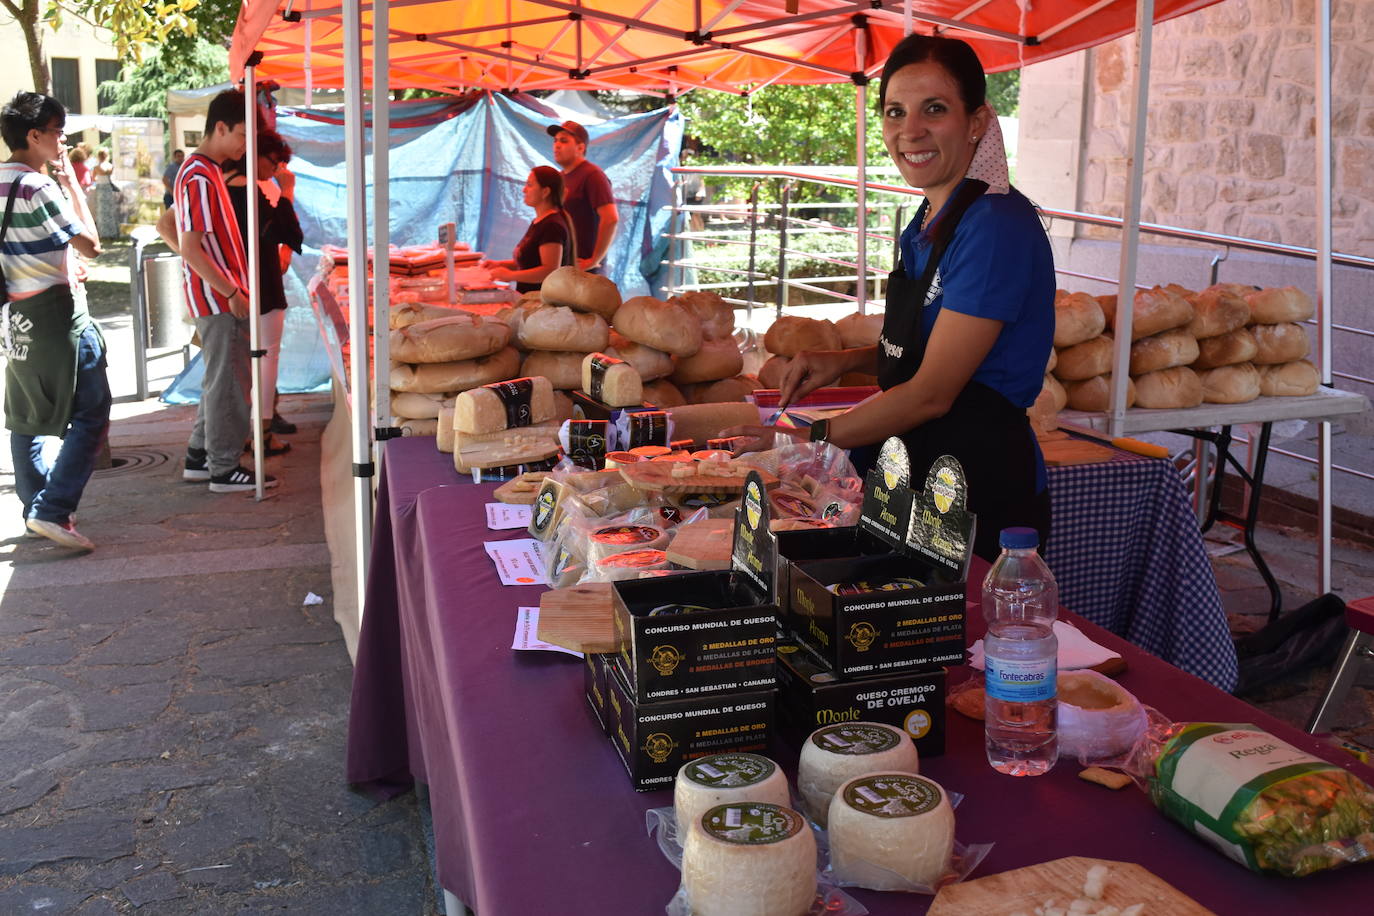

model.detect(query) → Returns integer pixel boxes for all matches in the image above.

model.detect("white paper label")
[512,606,583,657]
[486,502,533,530]
[484,538,547,586]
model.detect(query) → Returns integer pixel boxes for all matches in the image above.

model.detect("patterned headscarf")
[965,103,1010,196]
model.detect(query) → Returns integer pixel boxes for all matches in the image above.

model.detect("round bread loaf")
[1053,291,1106,347]
[758,355,790,390]
[669,291,735,341]
[614,296,703,357]
[1129,328,1200,376]
[1250,322,1310,365]
[836,312,885,349]
[763,316,842,357]
[1046,347,1058,374]
[1042,373,1068,412]
[1193,327,1258,369]
[390,301,460,330]
[1099,286,1194,341]
[520,350,590,390]
[1054,334,1114,381]
[642,378,687,408]
[1028,383,1061,435]
[671,337,744,385]
[389,313,511,364]
[1198,362,1261,404]
[390,347,522,394]
[606,330,673,381]
[1246,286,1314,324]
[540,266,621,319]
[1185,285,1251,339]
[1064,375,1135,412]
[1257,359,1319,397]
[1133,366,1203,409]
[685,375,762,404]
[517,305,609,352]
[391,391,452,419]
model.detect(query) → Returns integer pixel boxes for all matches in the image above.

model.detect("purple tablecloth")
[347,438,1374,914]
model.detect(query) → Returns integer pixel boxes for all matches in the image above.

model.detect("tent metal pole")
[373,0,392,469]
[244,65,265,500]
[343,0,373,611]
[855,26,868,315]
[1316,0,1333,595]
[1108,0,1154,439]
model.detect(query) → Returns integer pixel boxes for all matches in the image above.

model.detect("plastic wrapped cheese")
[674,754,791,837]
[827,772,955,891]
[682,802,817,916]
[1056,670,1147,762]
[798,722,919,828]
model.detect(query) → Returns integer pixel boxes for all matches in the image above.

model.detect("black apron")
[875,180,1050,561]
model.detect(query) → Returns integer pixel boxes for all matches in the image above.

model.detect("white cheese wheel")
[682,802,817,916]
[797,722,919,827]
[827,772,955,890]
[674,754,791,836]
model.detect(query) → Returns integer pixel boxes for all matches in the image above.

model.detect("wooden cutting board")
[536,583,617,653]
[665,519,735,570]
[493,472,550,504]
[1039,437,1117,467]
[618,461,779,495]
[929,857,1215,916]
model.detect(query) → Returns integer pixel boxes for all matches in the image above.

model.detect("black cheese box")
[604,656,775,792]
[775,638,946,757]
[611,472,780,702]
[584,652,611,734]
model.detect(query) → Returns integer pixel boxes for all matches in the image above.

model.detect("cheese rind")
[674,754,791,835]
[454,376,557,434]
[827,772,955,890]
[798,722,919,827]
[681,802,817,916]
[581,352,643,407]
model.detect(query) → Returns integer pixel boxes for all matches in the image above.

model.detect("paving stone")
[195,642,348,688]
[0,771,62,816]
[60,764,215,811]
[75,724,182,768]
[159,786,271,862]
[0,614,50,635]
[79,682,174,732]
[74,897,121,916]
[300,826,420,882]
[75,856,151,891]
[77,663,183,689]
[0,637,81,666]
[120,869,186,908]
[0,734,79,774]
[84,620,192,666]
[0,816,137,876]
[173,691,237,715]
[0,884,88,913]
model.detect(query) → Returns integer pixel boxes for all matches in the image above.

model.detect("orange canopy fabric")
[231,1,1223,93]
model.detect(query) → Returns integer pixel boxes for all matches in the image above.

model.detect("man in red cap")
[546,120,618,274]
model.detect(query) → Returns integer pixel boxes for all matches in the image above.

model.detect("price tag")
[486,502,533,530]
[484,538,547,586]
[512,607,583,657]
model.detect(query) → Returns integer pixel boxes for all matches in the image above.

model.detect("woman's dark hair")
[529,165,577,263]
[0,91,65,151]
[878,33,987,113]
[257,129,292,163]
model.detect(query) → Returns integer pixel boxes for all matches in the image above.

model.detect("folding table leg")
[1306,629,1374,734]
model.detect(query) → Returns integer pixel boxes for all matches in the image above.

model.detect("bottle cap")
[999,526,1039,549]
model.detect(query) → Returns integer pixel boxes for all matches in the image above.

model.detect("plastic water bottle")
[983,527,1059,776]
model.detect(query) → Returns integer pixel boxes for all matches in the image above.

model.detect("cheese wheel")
[1198,362,1261,404]
[1184,285,1251,339]
[389,313,511,363]
[1053,291,1106,348]
[454,376,558,434]
[1257,359,1320,396]
[665,402,761,448]
[390,301,460,329]
[671,337,744,385]
[517,305,610,352]
[391,390,451,419]
[607,330,674,381]
[1246,285,1314,324]
[758,355,790,390]
[1054,334,1114,381]
[798,722,919,828]
[763,316,841,357]
[1250,322,1310,365]
[540,266,622,320]
[682,803,817,916]
[581,353,643,407]
[436,406,455,453]
[390,347,522,393]
[836,312,885,349]
[1098,285,1194,341]
[1063,374,1134,412]
[1129,328,1199,376]
[521,350,590,390]
[1193,327,1258,369]
[828,772,955,890]
[614,296,703,357]
[1133,366,1203,409]
[595,548,669,580]
[688,375,763,404]
[643,378,687,408]
[669,291,735,341]
[586,524,667,563]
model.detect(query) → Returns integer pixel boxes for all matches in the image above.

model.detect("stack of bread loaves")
[1048,291,1130,412]
[1182,282,1260,404]
[1243,285,1318,397]
[664,291,755,403]
[758,316,842,390]
[516,266,618,390]
[1099,285,1203,409]
[388,311,520,436]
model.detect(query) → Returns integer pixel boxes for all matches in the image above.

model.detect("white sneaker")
[27,518,95,551]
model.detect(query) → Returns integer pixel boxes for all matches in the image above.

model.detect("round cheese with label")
[798,722,919,827]
[682,802,817,916]
[595,548,669,581]
[674,754,791,837]
[827,772,955,890]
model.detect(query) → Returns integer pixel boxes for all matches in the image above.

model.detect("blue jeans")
[12,325,112,525]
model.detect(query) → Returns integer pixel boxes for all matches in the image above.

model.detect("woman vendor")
[481,166,573,293]
[727,33,1055,561]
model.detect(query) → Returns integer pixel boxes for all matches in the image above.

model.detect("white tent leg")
[854,36,868,315]
[245,65,264,500]
[1316,0,1333,595]
[373,0,392,468]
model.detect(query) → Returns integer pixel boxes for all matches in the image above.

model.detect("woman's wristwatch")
[808,419,830,443]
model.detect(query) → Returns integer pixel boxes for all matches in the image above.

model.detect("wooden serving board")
[1039,437,1117,467]
[492,472,549,505]
[537,583,617,653]
[664,519,735,570]
[618,462,779,495]
[929,857,1216,916]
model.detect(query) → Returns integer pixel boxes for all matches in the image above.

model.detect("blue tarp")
[163,91,681,403]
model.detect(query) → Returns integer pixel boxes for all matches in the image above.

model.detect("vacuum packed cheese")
[586,524,667,563]
[390,347,521,393]
[798,722,919,828]
[671,337,744,385]
[454,376,557,434]
[682,802,817,916]
[540,265,622,320]
[665,402,761,447]
[763,315,841,356]
[614,296,703,357]
[674,754,791,836]
[517,304,609,352]
[389,313,511,363]
[581,352,643,407]
[593,547,670,580]
[828,772,955,890]
[522,350,591,390]
[607,330,674,381]
[1257,359,1319,397]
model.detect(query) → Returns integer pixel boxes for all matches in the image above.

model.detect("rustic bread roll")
[606,330,674,381]
[390,301,460,330]
[391,391,451,419]
[1064,375,1135,411]
[389,313,511,364]
[685,375,762,404]
[665,402,761,447]
[1042,373,1068,413]
[1246,286,1314,324]
[1198,362,1261,404]
[668,291,734,341]
[758,355,790,389]
[614,296,703,357]
[671,337,744,385]
[764,316,842,357]
[1257,359,1320,397]
[1028,387,1059,434]
[454,376,557,434]
[1133,366,1203,409]
[1193,327,1258,369]
[1098,286,1194,341]
[1129,329,1199,375]
[1185,285,1251,339]
[436,406,455,453]
[1213,282,1259,299]
[1054,292,1106,347]
[521,350,590,390]
[642,378,687,408]
[1054,334,1115,381]
[390,347,522,393]
[582,353,643,407]
[517,305,610,352]
[1046,348,1058,374]
[836,312,885,349]
[1250,322,1310,365]
[540,266,622,320]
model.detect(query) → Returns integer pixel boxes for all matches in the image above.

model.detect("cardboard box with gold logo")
[584,652,611,734]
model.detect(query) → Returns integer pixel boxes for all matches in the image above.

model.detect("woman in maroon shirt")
[482,166,572,293]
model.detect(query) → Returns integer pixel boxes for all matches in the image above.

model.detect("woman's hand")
[778,350,851,407]
[488,265,516,281]
[275,166,296,201]
[718,424,808,455]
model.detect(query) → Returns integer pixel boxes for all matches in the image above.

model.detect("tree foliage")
[98,37,228,118]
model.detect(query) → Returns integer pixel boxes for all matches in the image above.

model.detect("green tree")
[98,37,228,119]
[986,70,1020,117]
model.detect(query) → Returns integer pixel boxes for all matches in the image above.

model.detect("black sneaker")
[184,449,210,481]
[269,413,297,435]
[209,465,280,493]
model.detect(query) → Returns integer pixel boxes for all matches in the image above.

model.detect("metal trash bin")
[142,253,191,348]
